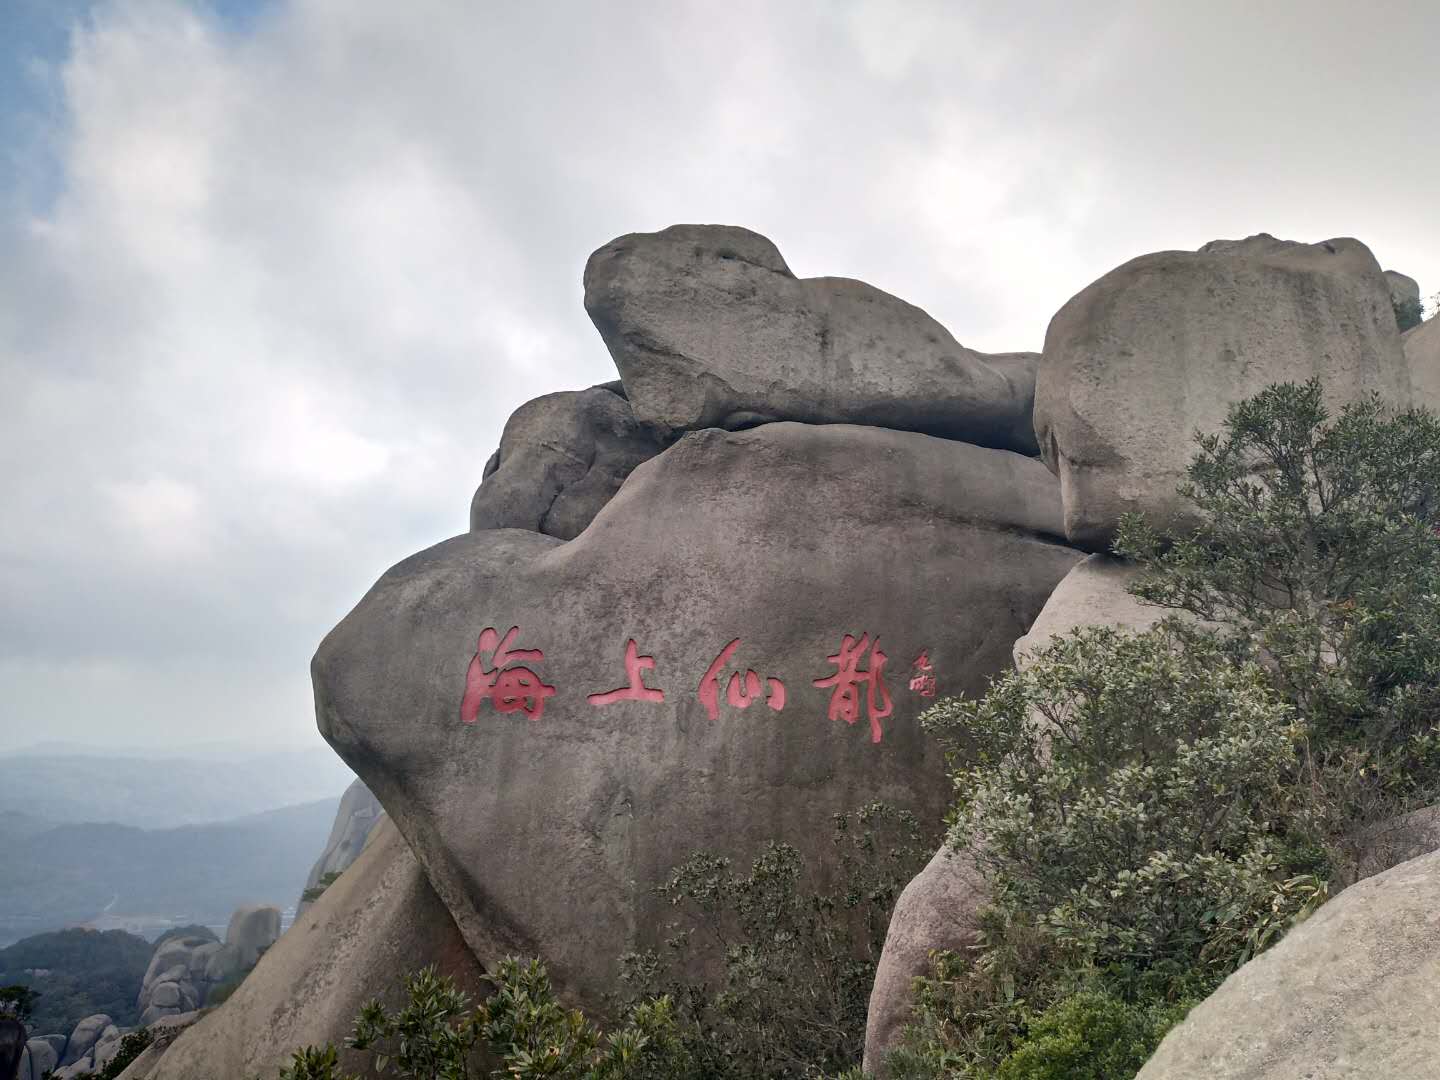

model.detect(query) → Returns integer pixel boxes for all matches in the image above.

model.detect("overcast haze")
[1,0,1437,751]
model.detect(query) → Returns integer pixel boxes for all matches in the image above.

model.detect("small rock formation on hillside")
[135,906,280,1026]
[38,1013,120,1079]
[1136,846,1440,1079]
[584,224,1043,452]
[1035,233,1411,548]
[297,777,385,914]
[129,819,484,1080]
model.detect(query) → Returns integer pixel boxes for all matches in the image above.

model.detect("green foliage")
[1115,380,1440,871]
[0,928,152,1035]
[1395,294,1425,332]
[925,622,1303,986]
[619,802,932,1078]
[0,984,39,1021]
[287,962,689,1080]
[70,1027,156,1080]
[302,872,344,904]
[993,989,1189,1080]
[892,381,1440,1078]
[279,1043,359,1080]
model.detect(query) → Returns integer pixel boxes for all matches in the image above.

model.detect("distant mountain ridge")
[0,746,354,828]
[0,796,342,947]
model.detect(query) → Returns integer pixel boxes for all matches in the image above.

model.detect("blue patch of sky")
[0,0,276,217]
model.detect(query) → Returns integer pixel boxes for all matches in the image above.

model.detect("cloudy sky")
[1,0,1437,752]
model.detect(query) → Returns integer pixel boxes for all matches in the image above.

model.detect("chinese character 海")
[460,625,556,722]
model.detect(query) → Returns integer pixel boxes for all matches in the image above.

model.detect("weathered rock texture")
[1012,553,1161,666]
[135,908,280,1026]
[1137,847,1440,1079]
[1036,234,1411,548]
[109,1012,198,1080]
[863,847,987,1075]
[297,777,385,914]
[584,224,1042,453]
[1385,269,1421,309]
[139,819,485,1080]
[470,386,662,540]
[1405,315,1439,409]
[316,421,1081,1006]
[18,1037,59,1080]
[226,905,281,970]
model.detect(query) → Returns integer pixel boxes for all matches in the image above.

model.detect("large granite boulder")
[1405,315,1439,408]
[584,224,1042,453]
[863,847,987,1075]
[18,1037,58,1080]
[315,422,1082,1006]
[138,819,485,1080]
[1035,234,1412,548]
[58,1014,111,1067]
[226,905,280,970]
[1012,553,1161,665]
[470,386,662,540]
[297,777,385,913]
[1386,269,1421,311]
[1137,846,1440,1079]
[136,931,226,1026]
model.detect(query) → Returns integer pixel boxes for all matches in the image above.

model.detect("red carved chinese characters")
[460,626,556,722]
[698,638,786,721]
[588,639,666,706]
[908,650,937,698]
[813,633,892,743]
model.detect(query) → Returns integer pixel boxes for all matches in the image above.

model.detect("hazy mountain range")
[0,743,355,828]
[0,743,356,946]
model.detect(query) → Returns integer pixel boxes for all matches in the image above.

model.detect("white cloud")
[1,0,1437,747]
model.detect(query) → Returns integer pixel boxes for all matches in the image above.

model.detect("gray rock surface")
[140,819,485,1080]
[315,421,1082,1007]
[1405,314,1439,408]
[1035,233,1411,548]
[20,1039,58,1080]
[110,1012,199,1080]
[863,847,987,1075]
[1137,846,1440,1079]
[136,933,223,1026]
[88,1026,122,1072]
[584,224,1043,453]
[470,386,662,540]
[1385,269,1421,308]
[297,777,385,914]
[225,905,280,969]
[58,1014,111,1067]
[1012,553,1161,666]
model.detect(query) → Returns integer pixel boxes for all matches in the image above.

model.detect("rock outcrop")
[1137,846,1440,1079]
[17,1037,59,1080]
[57,1014,111,1068]
[297,777,385,914]
[315,420,1081,1007]
[470,385,662,540]
[862,847,987,1075]
[1035,234,1411,548]
[1386,269,1421,310]
[584,224,1043,453]
[135,819,485,1080]
[135,907,280,1025]
[1405,314,1439,408]
[1011,553,1161,665]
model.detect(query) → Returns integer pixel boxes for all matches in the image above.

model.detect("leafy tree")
[1116,380,1440,873]
[0,928,152,1035]
[0,985,38,1022]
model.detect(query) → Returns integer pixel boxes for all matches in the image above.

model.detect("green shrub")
[890,382,1440,1077]
[619,802,931,1078]
[1116,380,1440,875]
[994,989,1190,1080]
[1395,295,1425,331]
[302,872,343,905]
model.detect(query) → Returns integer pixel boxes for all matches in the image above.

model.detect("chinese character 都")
[813,633,892,743]
[460,625,556,722]
[588,638,666,706]
[698,638,786,721]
